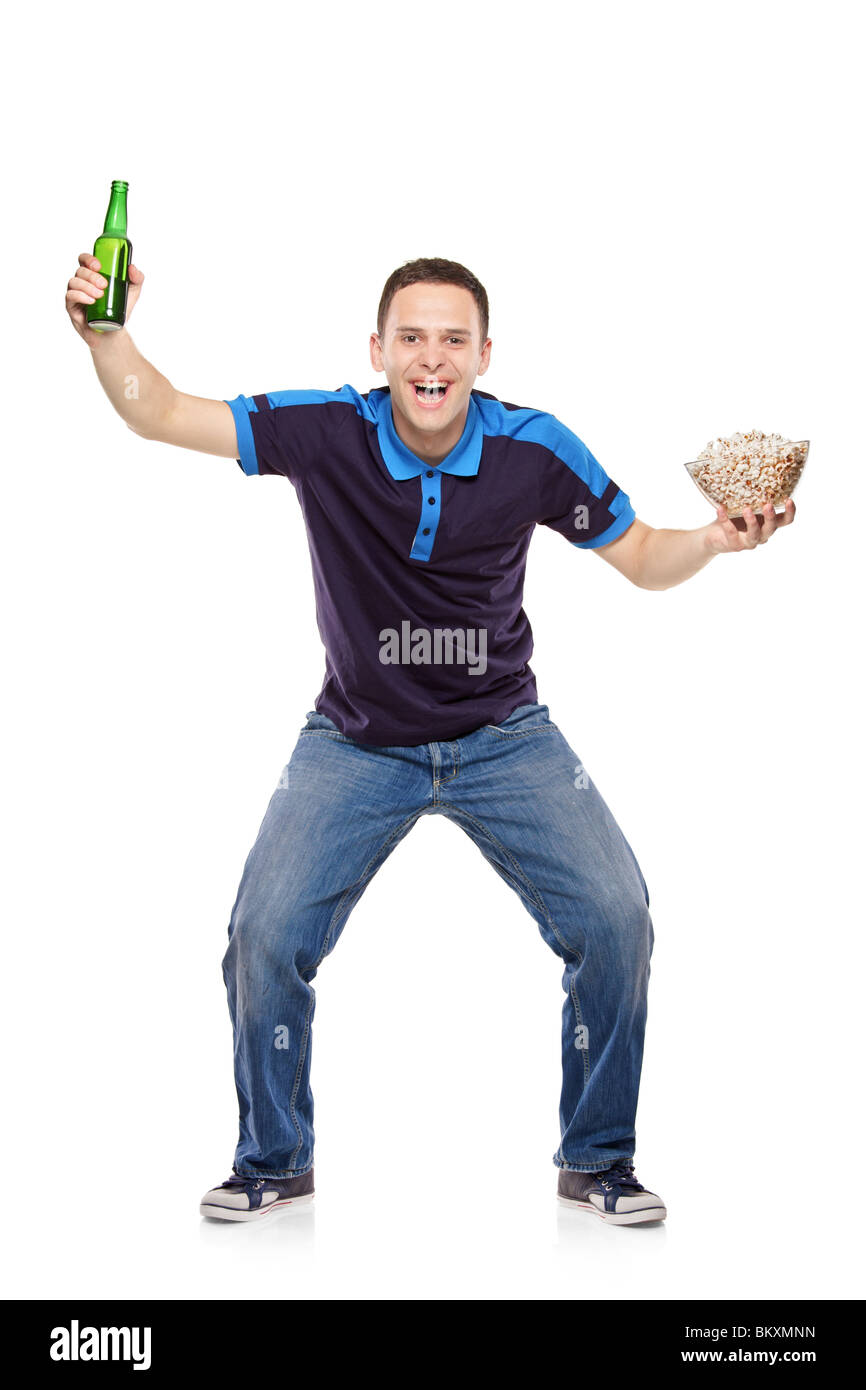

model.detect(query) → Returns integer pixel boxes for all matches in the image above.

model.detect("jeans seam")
[436,802,576,956]
[287,988,315,1171]
[570,974,591,1088]
[297,730,349,742]
[489,728,556,739]
[485,724,557,740]
[438,803,545,914]
[313,808,428,967]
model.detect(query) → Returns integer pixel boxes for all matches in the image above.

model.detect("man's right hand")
[66,252,144,346]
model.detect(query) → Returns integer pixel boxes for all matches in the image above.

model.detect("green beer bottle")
[86,180,132,333]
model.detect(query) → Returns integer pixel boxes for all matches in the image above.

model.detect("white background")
[2,0,863,1301]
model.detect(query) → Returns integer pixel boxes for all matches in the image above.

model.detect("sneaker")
[557,1161,666,1224]
[200,1167,315,1221]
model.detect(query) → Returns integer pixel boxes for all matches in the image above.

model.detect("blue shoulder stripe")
[262,383,380,422]
[471,392,615,500]
[224,385,382,476]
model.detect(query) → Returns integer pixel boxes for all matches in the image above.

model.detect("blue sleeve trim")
[224,395,260,476]
[573,497,636,550]
[264,383,379,423]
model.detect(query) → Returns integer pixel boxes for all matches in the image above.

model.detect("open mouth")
[412,380,452,408]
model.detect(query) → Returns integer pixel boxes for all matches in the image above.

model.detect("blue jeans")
[222,702,654,1176]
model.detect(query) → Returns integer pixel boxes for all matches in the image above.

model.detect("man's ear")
[369,332,384,370]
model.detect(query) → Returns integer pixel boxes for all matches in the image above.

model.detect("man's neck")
[390,398,469,470]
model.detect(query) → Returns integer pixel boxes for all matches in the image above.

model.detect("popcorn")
[688,430,807,517]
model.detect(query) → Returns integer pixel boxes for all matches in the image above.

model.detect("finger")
[67,288,99,306]
[128,262,144,282]
[716,506,744,550]
[67,274,106,303]
[70,265,108,293]
[766,497,795,529]
[759,501,777,542]
[741,505,761,548]
[716,505,742,547]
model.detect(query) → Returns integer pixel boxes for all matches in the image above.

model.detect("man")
[67,252,795,1226]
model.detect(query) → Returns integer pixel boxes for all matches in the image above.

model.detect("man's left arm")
[595,499,797,590]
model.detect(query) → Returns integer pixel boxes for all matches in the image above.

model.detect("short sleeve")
[538,417,636,550]
[223,388,356,481]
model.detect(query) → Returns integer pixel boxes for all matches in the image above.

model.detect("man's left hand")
[706,498,796,554]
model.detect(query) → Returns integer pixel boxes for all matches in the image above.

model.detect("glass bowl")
[685,439,809,519]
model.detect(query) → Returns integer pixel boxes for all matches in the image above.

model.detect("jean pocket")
[484,702,557,737]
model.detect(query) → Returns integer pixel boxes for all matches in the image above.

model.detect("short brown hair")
[377,257,489,346]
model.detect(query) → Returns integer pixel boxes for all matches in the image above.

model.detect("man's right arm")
[68,252,238,459]
[90,330,239,456]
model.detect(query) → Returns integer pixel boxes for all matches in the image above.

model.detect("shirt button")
[427,496,435,504]
[426,470,434,478]
[422,527,431,536]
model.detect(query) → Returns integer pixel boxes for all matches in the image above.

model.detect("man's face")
[370,282,492,463]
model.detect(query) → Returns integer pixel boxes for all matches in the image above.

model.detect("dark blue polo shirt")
[224,384,635,746]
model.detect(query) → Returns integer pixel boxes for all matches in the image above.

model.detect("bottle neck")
[103,187,128,238]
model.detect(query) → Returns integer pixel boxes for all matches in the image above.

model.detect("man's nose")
[420,350,446,371]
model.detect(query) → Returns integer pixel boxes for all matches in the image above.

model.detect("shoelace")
[596,1162,646,1192]
[220,1174,266,1190]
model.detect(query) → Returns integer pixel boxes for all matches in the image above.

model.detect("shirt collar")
[376,390,483,479]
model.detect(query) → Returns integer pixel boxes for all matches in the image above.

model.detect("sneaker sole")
[200,1193,314,1222]
[557,1195,666,1225]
